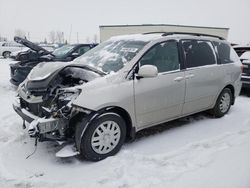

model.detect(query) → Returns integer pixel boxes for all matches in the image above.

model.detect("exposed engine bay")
[15,65,102,142]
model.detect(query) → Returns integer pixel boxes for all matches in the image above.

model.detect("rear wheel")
[75,112,126,161]
[3,51,11,58]
[210,88,232,118]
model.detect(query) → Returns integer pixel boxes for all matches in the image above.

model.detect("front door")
[134,40,186,129]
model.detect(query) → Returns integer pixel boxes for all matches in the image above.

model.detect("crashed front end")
[13,86,81,142]
[13,64,100,144]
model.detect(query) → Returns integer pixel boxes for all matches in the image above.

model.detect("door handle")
[185,74,195,79]
[174,76,184,82]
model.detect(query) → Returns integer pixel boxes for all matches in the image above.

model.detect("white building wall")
[99,25,229,42]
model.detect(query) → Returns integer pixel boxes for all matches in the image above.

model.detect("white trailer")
[99,24,229,42]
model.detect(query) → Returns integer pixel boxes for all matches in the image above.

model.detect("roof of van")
[109,33,226,43]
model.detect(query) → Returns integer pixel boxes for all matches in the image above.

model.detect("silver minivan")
[13,33,242,161]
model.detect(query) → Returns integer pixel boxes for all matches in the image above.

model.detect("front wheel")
[75,112,126,161]
[210,88,232,118]
[3,51,11,58]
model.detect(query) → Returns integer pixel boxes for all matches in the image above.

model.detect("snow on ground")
[0,58,250,188]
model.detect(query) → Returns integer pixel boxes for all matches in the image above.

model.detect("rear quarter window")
[213,42,239,64]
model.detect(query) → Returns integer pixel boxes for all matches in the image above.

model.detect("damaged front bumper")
[13,96,80,157]
[13,96,66,141]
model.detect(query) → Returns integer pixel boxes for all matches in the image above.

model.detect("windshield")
[52,45,75,58]
[74,39,148,73]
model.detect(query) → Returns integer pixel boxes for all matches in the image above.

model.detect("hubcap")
[91,121,121,154]
[219,92,231,113]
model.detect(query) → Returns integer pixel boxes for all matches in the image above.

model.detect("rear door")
[181,39,225,115]
[213,41,242,94]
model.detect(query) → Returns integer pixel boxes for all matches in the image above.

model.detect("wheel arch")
[101,106,135,141]
[2,51,11,56]
[72,105,136,152]
[211,84,236,110]
[224,84,235,105]
[72,105,135,140]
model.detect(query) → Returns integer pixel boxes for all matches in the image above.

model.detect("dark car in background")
[233,45,250,57]
[233,45,250,90]
[9,37,98,86]
[239,51,250,90]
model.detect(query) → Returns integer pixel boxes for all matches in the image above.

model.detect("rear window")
[182,40,217,68]
[213,42,239,64]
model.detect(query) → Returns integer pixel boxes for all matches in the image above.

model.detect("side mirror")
[71,52,79,57]
[137,65,158,79]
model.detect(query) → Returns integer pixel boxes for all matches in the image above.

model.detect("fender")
[75,110,122,152]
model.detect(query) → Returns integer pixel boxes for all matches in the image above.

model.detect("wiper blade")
[48,52,55,57]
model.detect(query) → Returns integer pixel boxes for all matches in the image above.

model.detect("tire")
[75,112,126,161]
[210,88,232,118]
[3,51,11,58]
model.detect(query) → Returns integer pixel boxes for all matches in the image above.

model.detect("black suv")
[233,45,250,89]
[10,37,98,86]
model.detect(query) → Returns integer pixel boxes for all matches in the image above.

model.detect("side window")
[213,42,239,64]
[76,46,91,55]
[139,41,180,73]
[182,40,217,68]
[9,43,15,47]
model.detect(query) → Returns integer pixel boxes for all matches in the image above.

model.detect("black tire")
[210,88,232,118]
[3,51,11,58]
[75,112,126,161]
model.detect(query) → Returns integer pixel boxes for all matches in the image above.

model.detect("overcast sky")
[0,0,249,44]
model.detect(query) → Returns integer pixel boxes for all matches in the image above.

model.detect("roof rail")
[143,31,167,35]
[143,31,225,40]
[162,32,225,40]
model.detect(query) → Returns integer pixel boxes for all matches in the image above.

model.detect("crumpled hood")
[28,61,72,81]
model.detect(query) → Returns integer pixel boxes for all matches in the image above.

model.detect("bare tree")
[56,31,64,44]
[0,34,7,42]
[48,31,56,43]
[86,36,90,43]
[49,31,64,43]
[14,29,26,38]
[0,34,3,42]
